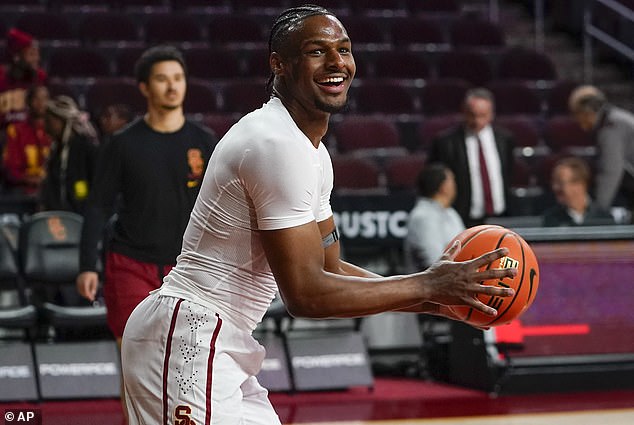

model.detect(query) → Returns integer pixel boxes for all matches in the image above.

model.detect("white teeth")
[319,77,344,84]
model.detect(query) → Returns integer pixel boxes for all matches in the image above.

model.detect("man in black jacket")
[429,88,515,227]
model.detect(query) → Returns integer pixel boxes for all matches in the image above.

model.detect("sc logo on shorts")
[175,405,196,425]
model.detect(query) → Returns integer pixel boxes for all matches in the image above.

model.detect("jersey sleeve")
[240,139,317,231]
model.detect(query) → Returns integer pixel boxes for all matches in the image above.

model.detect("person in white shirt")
[404,163,466,272]
[120,6,516,425]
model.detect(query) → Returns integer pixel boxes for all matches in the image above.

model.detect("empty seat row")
[34,44,557,91]
[324,114,594,156]
[4,11,508,50]
[50,75,579,126]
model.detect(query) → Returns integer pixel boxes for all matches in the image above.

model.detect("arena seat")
[497,47,558,82]
[543,115,595,153]
[47,47,111,78]
[183,80,219,114]
[144,13,204,44]
[18,211,108,338]
[449,18,506,48]
[373,50,431,80]
[78,12,140,45]
[384,154,427,193]
[390,17,448,50]
[495,115,544,149]
[331,155,384,193]
[184,47,242,80]
[221,80,269,114]
[113,45,147,78]
[15,12,76,44]
[406,0,461,15]
[546,80,579,116]
[436,50,494,86]
[202,114,237,140]
[416,114,463,151]
[340,16,389,48]
[84,77,145,118]
[487,81,544,116]
[0,216,37,338]
[243,47,272,79]
[207,15,266,46]
[353,80,419,115]
[421,78,471,116]
[333,115,404,155]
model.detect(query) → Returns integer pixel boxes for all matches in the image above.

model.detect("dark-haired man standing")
[76,45,217,345]
[121,7,516,424]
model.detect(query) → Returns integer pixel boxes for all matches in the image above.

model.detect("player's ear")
[270,53,285,76]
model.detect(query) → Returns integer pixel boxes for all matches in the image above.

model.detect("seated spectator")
[0,28,48,127]
[40,96,99,214]
[2,85,51,195]
[542,156,615,227]
[97,103,133,142]
[403,162,465,272]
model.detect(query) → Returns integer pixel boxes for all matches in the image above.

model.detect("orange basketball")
[445,224,539,327]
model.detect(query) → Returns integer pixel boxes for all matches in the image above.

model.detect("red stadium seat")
[331,155,384,193]
[486,81,544,116]
[144,13,204,44]
[353,81,419,115]
[202,114,237,140]
[416,114,462,151]
[84,77,145,118]
[495,115,542,148]
[78,13,140,45]
[449,18,506,49]
[390,17,448,49]
[183,80,219,115]
[543,116,595,153]
[373,51,431,80]
[207,15,265,46]
[184,47,242,80]
[47,47,111,78]
[114,46,147,78]
[497,47,558,82]
[15,12,76,43]
[546,80,579,116]
[436,50,494,86]
[421,78,471,116]
[384,154,427,193]
[333,115,403,155]
[222,80,269,114]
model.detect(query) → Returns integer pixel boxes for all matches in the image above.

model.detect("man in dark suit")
[428,88,515,227]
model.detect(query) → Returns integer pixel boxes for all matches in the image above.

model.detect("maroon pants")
[103,251,174,338]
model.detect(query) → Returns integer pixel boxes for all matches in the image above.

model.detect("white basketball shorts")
[121,292,282,425]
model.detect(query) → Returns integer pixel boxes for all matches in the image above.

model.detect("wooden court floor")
[294,408,634,425]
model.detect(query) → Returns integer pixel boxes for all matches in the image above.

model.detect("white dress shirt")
[465,125,506,218]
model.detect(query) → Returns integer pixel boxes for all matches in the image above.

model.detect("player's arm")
[318,216,458,317]
[260,220,515,320]
[318,216,380,278]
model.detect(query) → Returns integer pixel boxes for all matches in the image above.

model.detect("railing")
[583,0,634,82]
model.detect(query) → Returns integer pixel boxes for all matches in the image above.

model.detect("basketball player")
[121,5,516,424]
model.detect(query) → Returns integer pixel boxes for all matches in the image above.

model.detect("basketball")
[446,224,539,327]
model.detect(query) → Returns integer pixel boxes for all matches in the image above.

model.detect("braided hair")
[266,4,334,96]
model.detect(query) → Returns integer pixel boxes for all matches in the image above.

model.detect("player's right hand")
[76,271,99,302]
[421,241,516,316]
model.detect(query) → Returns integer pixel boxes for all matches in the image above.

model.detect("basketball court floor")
[4,376,633,424]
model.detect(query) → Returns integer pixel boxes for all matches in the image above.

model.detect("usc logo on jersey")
[175,405,196,425]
